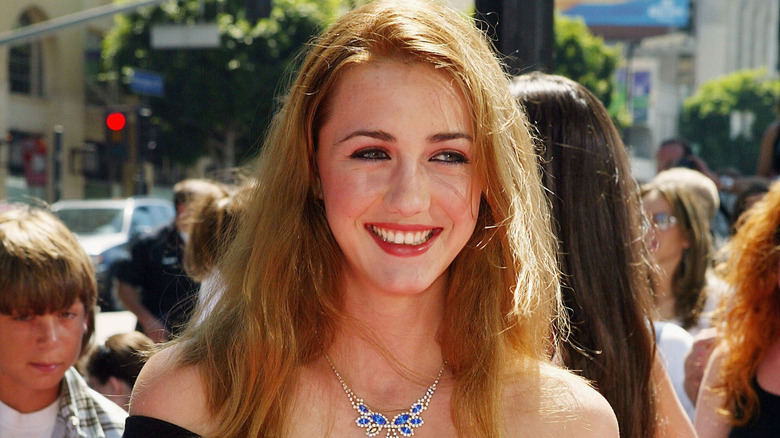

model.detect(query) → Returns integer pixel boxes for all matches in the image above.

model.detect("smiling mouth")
[370,225,435,246]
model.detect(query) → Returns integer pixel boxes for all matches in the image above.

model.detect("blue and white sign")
[563,0,690,28]
[130,70,164,97]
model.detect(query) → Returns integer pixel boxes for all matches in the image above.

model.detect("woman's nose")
[384,160,430,216]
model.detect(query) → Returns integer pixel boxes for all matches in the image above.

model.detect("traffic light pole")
[122,110,138,197]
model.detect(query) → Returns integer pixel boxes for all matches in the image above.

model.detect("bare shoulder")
[503,363,619,438]
[129,344,215,434]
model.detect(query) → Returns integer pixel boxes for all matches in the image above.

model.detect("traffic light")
[105,110,127,146]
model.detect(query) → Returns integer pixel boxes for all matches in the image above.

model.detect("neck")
[0,376,60,414]
[652,263,677,321]
[326,276,447,407]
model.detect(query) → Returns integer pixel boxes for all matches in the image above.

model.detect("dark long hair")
[511,72,657,438]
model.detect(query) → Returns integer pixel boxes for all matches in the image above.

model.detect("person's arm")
[757,122,779,177]
[694,345,732,438]
[684,327,717,404]
[653,353,697,438]
[116,279,169,343]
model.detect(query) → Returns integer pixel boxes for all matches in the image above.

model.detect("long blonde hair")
[175,1,561,436]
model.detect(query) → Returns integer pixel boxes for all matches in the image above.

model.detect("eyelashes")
[431,151,469,164]
[350,147,469,164]
[350,148,389,161]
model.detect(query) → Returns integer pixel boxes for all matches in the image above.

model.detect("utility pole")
[475,0,554,75]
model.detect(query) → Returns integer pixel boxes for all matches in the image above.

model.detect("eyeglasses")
[648,212,678,231]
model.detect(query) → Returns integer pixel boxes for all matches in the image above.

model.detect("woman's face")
[316,60,481,298]
[643,189,690,270]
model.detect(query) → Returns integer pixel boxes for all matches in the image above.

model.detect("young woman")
[641,178,714,333]
[124,1,618,437]
[695,179,780,437]
[512,72,695,437]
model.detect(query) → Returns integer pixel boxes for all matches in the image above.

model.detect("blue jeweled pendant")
[353,397,427,437]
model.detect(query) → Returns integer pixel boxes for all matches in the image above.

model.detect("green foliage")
[680,69,779,175]
[553,14,619,111]
[101,0,341,165]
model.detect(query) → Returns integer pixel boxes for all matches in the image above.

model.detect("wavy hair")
[715,179,780,425]
[174,1,560,436]
[641,181,713,330]
[511,72,657,438]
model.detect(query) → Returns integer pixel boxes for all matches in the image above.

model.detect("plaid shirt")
[56,368,127,438]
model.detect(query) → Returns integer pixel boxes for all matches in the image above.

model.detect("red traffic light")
[106,112,126,131]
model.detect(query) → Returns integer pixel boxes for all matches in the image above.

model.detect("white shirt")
[655,320,695,420]
[0,397,58,438]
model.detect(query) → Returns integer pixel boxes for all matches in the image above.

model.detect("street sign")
[150,23,220,49]
[130,70,164,97]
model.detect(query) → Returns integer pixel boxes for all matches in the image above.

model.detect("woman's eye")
[351,148,389,161]
[431,151,469,164]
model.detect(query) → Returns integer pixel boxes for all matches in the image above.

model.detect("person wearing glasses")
[642,169,718,334]
[642,171,720,419]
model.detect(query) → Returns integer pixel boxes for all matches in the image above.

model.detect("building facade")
[0,0,118,203]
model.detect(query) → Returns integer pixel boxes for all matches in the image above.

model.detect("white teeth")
[372,226,433,246]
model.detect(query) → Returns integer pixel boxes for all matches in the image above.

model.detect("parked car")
[51,197,175,311]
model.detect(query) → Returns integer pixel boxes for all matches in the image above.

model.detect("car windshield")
[54,208,125,235]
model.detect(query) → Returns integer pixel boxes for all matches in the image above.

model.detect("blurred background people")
[115,179,227,342]
[0,205,127,437]
[512,72,695,437]
[642,174,716,334]
[695,179,780,437]
[85,331,153,411]
[183,176,254,322]
[642,168,738,420]
[656,138,720,186]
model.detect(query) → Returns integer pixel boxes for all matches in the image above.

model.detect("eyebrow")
[338,130,473,144]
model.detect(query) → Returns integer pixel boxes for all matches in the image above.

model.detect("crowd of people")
[1,1,779,437]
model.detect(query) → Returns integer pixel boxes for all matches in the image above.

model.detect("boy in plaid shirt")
[0,205,127,437]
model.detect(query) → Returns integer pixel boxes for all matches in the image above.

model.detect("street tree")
[553,14,620,112]
[680,69,779,175]
[102,0,341,168]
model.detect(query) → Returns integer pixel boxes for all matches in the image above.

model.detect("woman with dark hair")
[695,179,780,437]
[511,72,695,438]
[122,2,617,437]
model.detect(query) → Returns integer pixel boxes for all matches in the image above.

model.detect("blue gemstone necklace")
[324,354,445,438]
